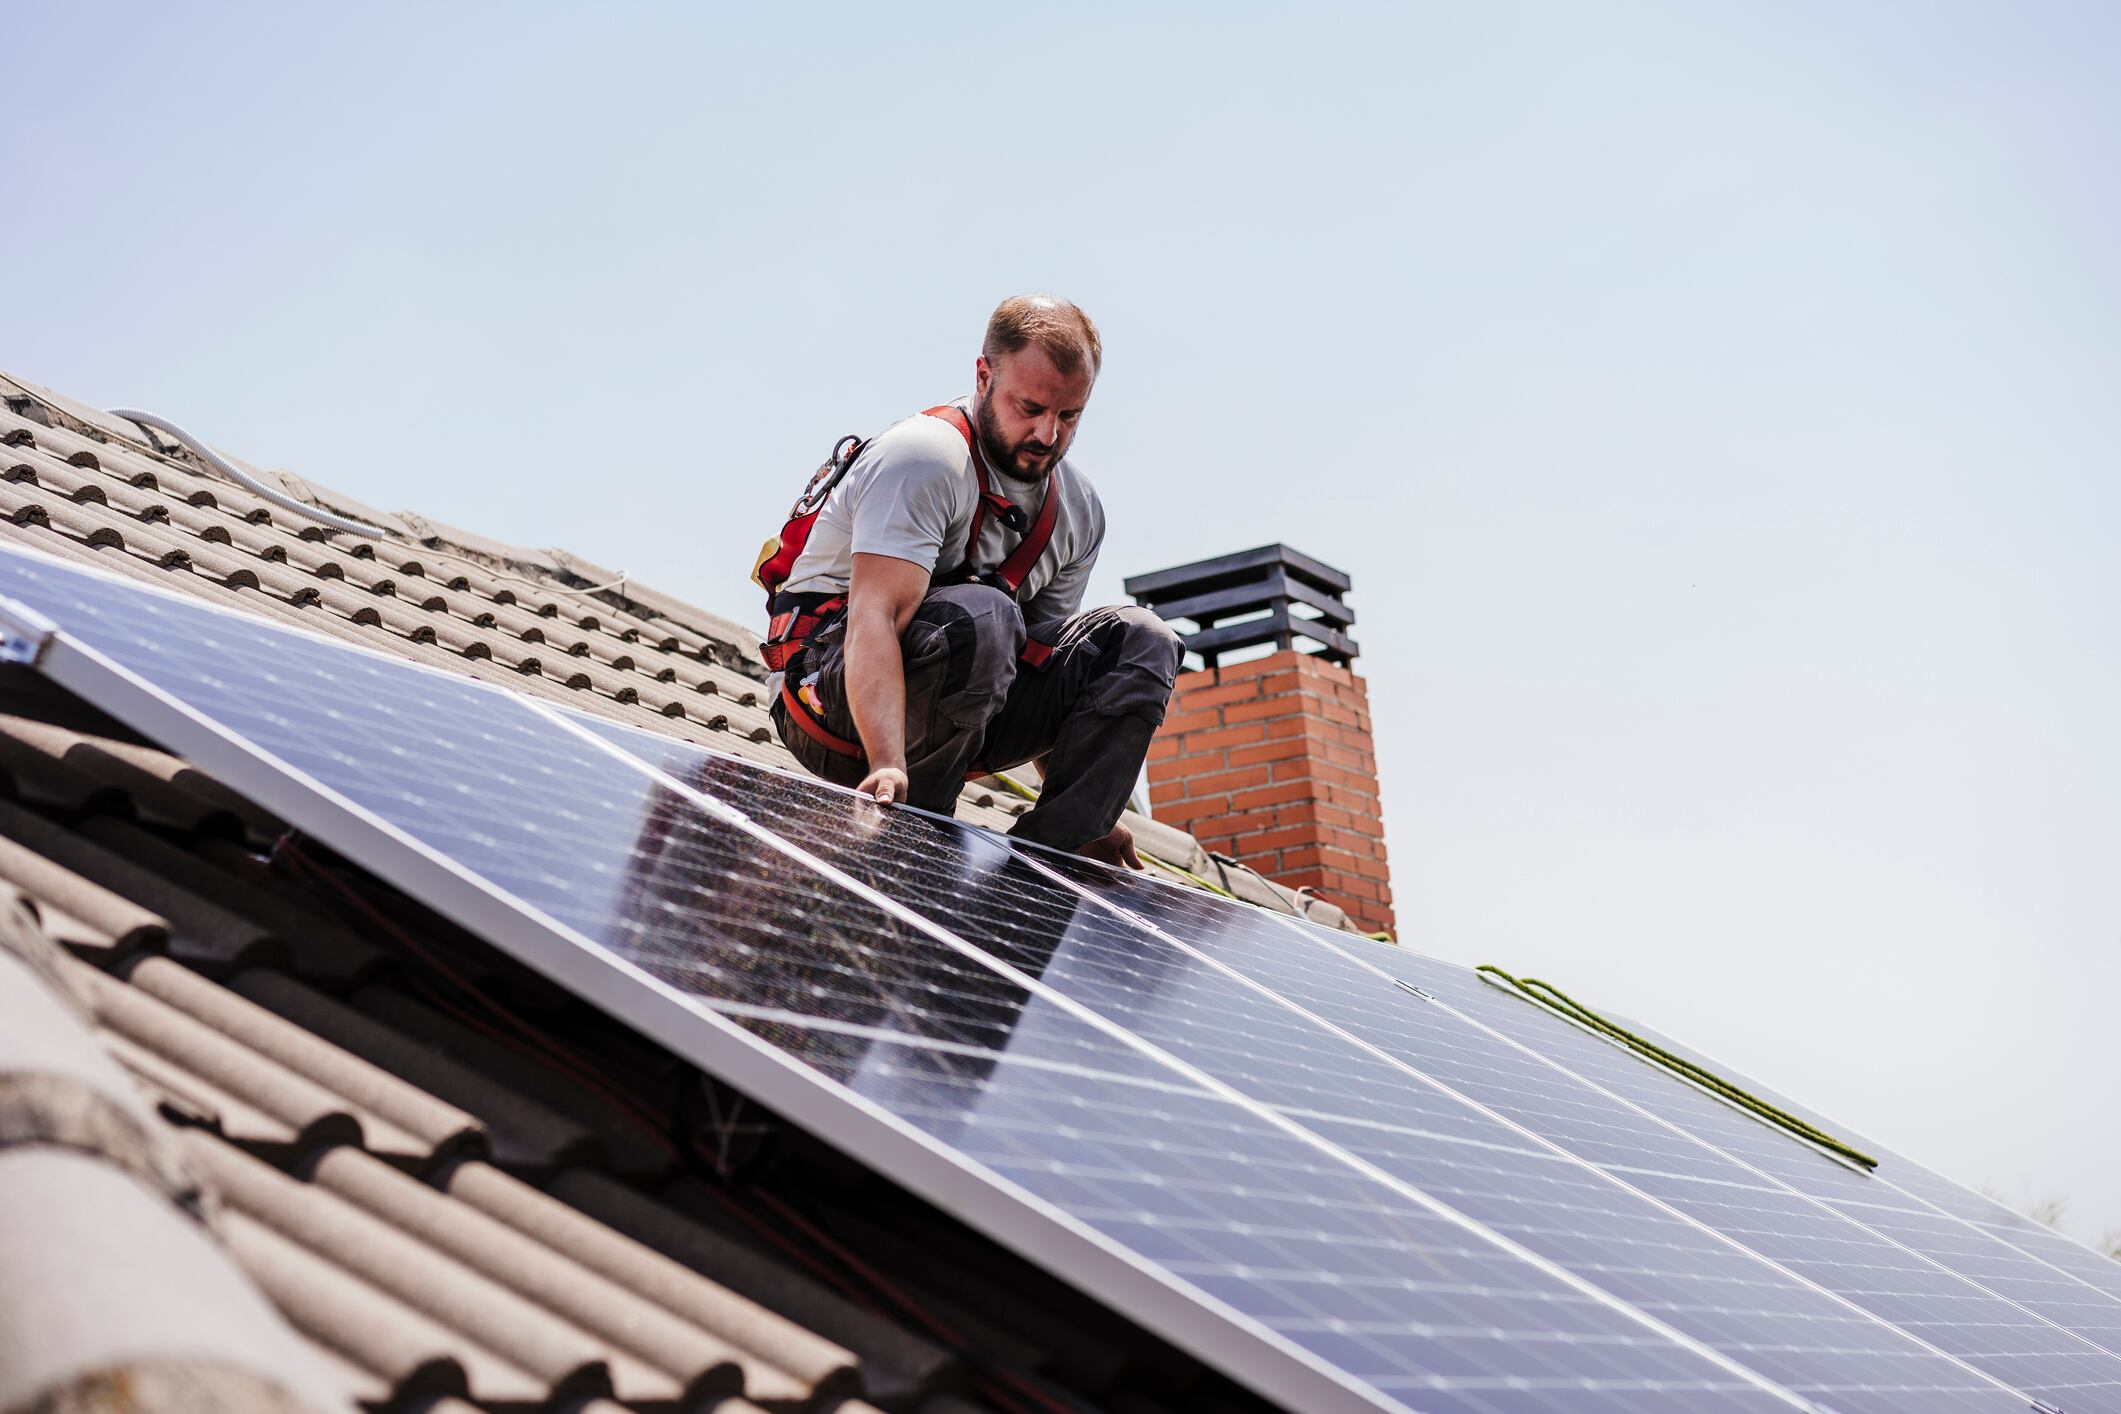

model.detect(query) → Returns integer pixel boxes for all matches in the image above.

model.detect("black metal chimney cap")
[1124,544,1357,668]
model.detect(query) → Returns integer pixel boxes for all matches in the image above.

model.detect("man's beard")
[974,393,1056,484]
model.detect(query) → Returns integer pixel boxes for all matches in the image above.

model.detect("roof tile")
[445,1158,860,1400]
[224,1209,513,1407]
[229,971,601,1174]
[185,1130,650,1406]
[0,1143,344,1413]
[0,710,260,839]
[0,943,205,1217]
[101,1023,333,1152]
[351,985,674,1180]
[558,1168,958,1409]
[313,1145,775,1409]
[80,963,408,1156]
[0,799,269,965]
[0,828,168,954]
[77,819,377,971]
[125,956,483,1167]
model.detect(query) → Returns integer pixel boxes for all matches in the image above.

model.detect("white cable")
[108,408,386,539]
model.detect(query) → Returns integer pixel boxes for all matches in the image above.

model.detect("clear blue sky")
[8,2,2117,1243]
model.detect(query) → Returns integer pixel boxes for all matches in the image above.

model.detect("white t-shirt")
[781,397,1106,625]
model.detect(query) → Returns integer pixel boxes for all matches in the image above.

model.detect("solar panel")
[1401,950,2121,1378]
[0,546,1798,1414]
[1016,857,2121,1412]
[0,541,2108,1413]
[1602,1013,2121,1357]
[583,723,2105,1414]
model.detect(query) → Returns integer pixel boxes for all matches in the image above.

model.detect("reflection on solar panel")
[591,722,2121,1414]
[2,540,2116,1414]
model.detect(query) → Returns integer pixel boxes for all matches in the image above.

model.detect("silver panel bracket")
[0,595,56,666]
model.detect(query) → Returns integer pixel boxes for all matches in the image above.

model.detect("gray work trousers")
[771,584,1185,851]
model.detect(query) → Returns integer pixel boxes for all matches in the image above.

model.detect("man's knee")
[1089,606,1184,723]
[907,584,1024,726]
[918,583,1025,650]
[1116,605,1185,679]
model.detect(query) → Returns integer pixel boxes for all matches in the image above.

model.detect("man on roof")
[761,294,1182,867]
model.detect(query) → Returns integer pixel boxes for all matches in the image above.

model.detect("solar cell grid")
[832,1047,1747,1413]
[1614,1018,2121,1324]
[1005,851,2054,1414]
[570,714,1822,1412]
[1207,898,2121,1409]
[601,734,1539,1147]
[7,541,2116,1413]
[1374,943,2121,1381]
[0,544,1809,1414]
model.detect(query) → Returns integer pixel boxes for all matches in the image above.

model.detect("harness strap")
[994,466,1060,594]
[779,679,865,759]
[761,593,846,673]
[920,406,992,572]
[780,678,1032,785]
[916,403,1059,671]
[920,404,1059,597]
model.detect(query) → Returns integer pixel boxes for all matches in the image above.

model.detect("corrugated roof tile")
[560,1169,958,1409]
[0,1142,344,1413]
[186,1131,648,1407]
[77,819,374,969]
[229,971,601,1174]
[0,711,255,839]
[0,829,168,954]
[351,985,674,1180]
[444,1158,860,1402]
[125,957,484,1168]
[0,940,207,1214]
[102,1029,321,1152]
[80,963,414,1156]
[225,1210,507,1407]
[0,799,268,965]
[311,1145,765,1410]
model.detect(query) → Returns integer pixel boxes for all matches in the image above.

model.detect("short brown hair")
[983,294,1102,378]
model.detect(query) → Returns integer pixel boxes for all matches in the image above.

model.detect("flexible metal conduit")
[108,408,385,539]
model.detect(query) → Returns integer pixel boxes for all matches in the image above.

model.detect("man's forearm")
[844,609,907,770]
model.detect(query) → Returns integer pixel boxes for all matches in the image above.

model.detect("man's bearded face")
[973,344,1095,483]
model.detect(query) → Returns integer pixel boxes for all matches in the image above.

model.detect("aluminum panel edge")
[20,623,1406,1414]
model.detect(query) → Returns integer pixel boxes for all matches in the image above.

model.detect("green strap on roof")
[1141,851,1241,900]
[1473,964,1879,1172]
[989,770,1042,804]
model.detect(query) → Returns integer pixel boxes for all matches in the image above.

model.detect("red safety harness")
[761,405,1062,762]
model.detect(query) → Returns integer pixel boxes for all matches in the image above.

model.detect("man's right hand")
[844,553,929,811]
[856,765,910,805]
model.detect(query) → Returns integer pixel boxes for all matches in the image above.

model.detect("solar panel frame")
[0,557,1411,1414]
[540,701,1826,1412]
[0,542,1813,1414]
[585,716,2121,1413]
[964,844,2051,1413]
[1228,897,2121,1407]
[8,540,2113,1413]
[1609,1011,2121,1340]
[581,719,2062,1411]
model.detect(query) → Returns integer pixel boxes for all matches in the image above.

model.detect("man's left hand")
[1077,821,1143,870]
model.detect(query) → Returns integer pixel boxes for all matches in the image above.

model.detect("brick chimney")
[1126,546,1394,937]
